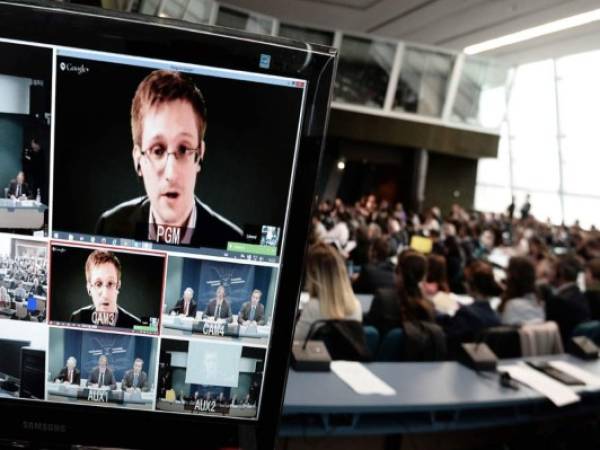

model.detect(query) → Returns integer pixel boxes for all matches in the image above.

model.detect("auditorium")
[2,1,600,449]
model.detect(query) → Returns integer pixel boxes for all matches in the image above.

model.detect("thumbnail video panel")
[48,243,166,335]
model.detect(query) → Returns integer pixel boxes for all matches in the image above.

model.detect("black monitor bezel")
[0,1,336,448]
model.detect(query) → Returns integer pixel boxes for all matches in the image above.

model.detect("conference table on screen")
[156,399,257,417]
[0,199,46,229]
[162,314,271,343]
[280,354,600,437]
[46,381,154,409]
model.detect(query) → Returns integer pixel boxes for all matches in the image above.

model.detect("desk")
[0,199,46,229]
[162,315,270,345]
[156,399,257,418]
[46,382,154,410]
[280,354,600,437]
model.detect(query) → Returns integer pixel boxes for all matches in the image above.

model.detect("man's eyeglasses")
[140,144,201,167]
[91,280,119,291]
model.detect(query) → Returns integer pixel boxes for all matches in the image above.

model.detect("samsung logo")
[22,421,67,433]
[59,62,89,75]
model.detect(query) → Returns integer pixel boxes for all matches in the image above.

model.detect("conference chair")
[572,320,600,346]
[377,328,404,361]
[363,325,380,357]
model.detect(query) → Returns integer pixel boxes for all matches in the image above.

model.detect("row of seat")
[360,321,600,362]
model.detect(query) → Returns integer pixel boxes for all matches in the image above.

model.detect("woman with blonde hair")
[293,242,361,341]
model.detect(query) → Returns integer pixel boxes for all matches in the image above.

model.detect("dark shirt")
[546,283,591,346]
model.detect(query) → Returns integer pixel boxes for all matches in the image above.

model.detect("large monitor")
[0,1,336,448]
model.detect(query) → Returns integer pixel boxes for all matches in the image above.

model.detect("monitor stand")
[0,379,18,392]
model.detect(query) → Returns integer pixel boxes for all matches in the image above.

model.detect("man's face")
[136,100,204,226]
[216,286,224,302]
[16,172,24,184]
[88,263,120,313]
[99,357,107,370]
[184,288,193,301]
[251,292,260,306]
[133,360,143,373]
[66,359,75,370]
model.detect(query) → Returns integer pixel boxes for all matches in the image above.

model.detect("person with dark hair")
[422,254,458,315]
[353,236,396,295]
[70,249,141,328]
[96,69,242,248]
[205,284,232,321]
[500,257,545,326]
[546,254,591,346]
[365,250,434,337]
[443,260,502,344]
[585,258,600,320]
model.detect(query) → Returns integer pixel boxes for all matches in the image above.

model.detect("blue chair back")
[572,320,600,345]
[377,328,404,361]
[362,326,380,357]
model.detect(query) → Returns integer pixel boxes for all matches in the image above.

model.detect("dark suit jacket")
[171,298,198,317]
[8,181,30,198]
[87,367,117,389]
[546,283,591,346]
[238,302,265,325]
[55,367,81,385]
[95,196,243,249]
[70,305,141,329]
[121,369,149,391]
[205,298,232,320]
[353,260,396,295]
[442,300,501,342]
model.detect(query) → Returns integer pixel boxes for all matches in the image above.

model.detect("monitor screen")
[0,2,334,448]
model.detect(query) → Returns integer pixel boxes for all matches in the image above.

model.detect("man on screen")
[87,355,117,390]
[54,356,80,385]
[204,284,232,321]
[170,287,197,317]
[121,358,150,392]
[95,70,242,248]
[8,171,30,200]
[238,289,266,326]
[70,250,141,328]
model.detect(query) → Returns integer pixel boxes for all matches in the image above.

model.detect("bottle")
[36,188,41,204]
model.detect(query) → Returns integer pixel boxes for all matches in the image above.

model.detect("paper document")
[549,361,600,387]
[499,364,580,407]
[331,361,396,396]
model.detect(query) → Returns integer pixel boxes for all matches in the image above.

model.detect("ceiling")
[223,0,600,63]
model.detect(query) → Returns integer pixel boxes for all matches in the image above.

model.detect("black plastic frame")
[0,1,336,448]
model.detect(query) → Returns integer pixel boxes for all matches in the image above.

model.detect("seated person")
[121,358,150,392]
[238,289,266,326]
[54,356,81,385]
[499,257,545,326]
[170,287,197,317]
[87,355,117,390]
[422,254,458,316]
[13,282,27,302]
[205,285,232,321]
[294,243,361,341]
[7,171,30,200]
[443,260,502,346]
[546,255,591,347]
[585,258,600,320]
[0,285,10,308]
[70,250,141,328]
[353,236,396,294]
[29,278,45,297]
[216,392,229,407]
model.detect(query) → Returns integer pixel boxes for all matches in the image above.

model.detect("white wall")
[0,74,30,115]
[0,321,48,350]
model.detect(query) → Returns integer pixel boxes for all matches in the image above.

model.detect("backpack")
[402,321,447,361]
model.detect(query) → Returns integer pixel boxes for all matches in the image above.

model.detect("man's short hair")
[557,255,582,283]
[184,287,194,295]
[98,355,108,364]
[131,69,208,148]
[85,250,122,282]
[251,289,262,297]
[67,356,77,365]
[134,358,144,365]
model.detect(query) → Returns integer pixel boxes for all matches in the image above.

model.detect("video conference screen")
[0,34,306,422]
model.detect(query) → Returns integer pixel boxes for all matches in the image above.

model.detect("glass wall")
[394,46,454,117]
[334,35,396,108]
[216,6,274,35]
[278,23,334,47]
[475,51,600,228]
